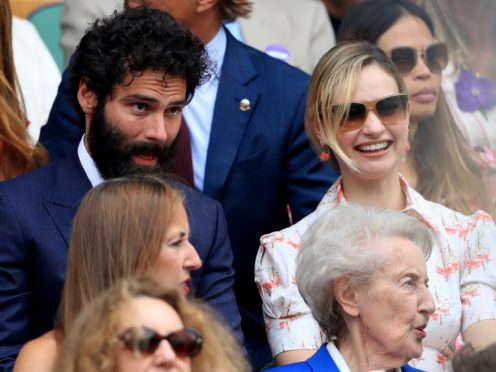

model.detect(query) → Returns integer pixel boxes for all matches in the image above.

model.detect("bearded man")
[0,7,242,370]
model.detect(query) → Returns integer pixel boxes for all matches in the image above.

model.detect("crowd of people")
[1,0,496,371]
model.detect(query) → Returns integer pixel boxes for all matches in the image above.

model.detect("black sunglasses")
[117,326,203,357]
[390,42,448,74]
[332,94,409,131]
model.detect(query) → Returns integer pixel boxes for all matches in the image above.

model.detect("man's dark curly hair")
[69,6,211,122]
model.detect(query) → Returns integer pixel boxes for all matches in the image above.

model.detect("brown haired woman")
[0,0,47,180]
[13,176,246,372]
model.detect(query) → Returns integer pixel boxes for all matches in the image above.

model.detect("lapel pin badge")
[240,98,251,112]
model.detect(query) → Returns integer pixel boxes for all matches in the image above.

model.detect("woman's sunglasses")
[117,326,203,357]
[332,94,409,131]
[390,42,448,74]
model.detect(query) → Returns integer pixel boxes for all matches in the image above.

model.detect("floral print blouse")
[255,177,496,372]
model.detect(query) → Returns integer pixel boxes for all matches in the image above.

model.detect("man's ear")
[197,0,217,13]
[126,0,146,10]
[77,79,97,115]
[333,277,361,317]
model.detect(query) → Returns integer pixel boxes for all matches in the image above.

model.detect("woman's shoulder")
[407,185,494,226]
[14,331,59,372]
[260,208,323,248]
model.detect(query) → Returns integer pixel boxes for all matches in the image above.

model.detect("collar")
[318,175,436,231]
[77,136,103,187]
[326,342,351,372]
[202,26,226,86]
[326,342,403,372]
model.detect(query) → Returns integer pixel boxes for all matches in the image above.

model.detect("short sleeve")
[255,223,325,356]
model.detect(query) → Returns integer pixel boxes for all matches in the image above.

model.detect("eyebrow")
[404,272,429,284]
[122,94,187,107]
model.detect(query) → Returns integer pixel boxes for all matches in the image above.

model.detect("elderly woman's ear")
[333,277,361,317]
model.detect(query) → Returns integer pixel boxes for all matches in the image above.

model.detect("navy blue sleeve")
[0,192,32,371]
[181,185,244,345]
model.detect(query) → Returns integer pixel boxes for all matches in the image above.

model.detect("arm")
[255,226,323,365]
[0,193,32,370]
[460,211,496,349]
[284,87,338,223]
[187,194,244,345]
[463,320,496,351]
[276,349,316,366]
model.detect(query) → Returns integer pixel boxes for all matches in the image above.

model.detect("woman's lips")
[415,324,427,338]
[411,89,437,104]
[182,278,191,295]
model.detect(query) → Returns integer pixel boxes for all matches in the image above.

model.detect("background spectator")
[55,278,249,372]
[416,0,496,163]
[0,0,47,181]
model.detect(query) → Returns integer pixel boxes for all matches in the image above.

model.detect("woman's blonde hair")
[306,40,406,172]
[0,0,47,180]
[55,277,249,372]
[56,176,183,336]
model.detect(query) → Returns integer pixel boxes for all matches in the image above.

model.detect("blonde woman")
[55,277,248,372]
[338,0,495,216]
[255,40,496,371]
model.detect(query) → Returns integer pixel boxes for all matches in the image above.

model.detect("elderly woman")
[268,205,434,371]
[255,40,496,371]
[54,277,247,372]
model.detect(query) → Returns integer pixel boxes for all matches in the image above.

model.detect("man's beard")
[87,103,178,180]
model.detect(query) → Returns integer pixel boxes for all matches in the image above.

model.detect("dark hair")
[338,0,435,43]
[69,6,211,124]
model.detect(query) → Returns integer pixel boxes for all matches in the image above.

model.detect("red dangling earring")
[405,141,411,152]
[320,147,331,161]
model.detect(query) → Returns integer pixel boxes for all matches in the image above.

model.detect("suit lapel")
[43,154,92,245]
[203,29,259,199]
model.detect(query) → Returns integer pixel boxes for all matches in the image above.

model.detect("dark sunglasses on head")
[332,94,409,131]
[117,326,203,357]
[390,42,448,74]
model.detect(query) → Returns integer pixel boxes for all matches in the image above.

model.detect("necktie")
[170,118,194,187]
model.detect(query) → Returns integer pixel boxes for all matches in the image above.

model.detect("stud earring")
[405,142,411,152]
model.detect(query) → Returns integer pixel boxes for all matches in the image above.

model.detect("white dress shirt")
[183,27,226,191]
[77,136,103,187]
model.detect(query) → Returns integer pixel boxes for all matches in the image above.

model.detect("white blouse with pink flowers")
[255,177,496,372]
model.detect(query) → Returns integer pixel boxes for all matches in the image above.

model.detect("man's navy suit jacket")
[268,344,426,372]
[0,153,242,370]
[39,29,338,365]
